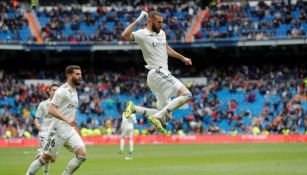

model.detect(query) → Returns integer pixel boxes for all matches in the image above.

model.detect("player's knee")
[41,153,53,162]
[75,146,87,157]
[76,149,87,159]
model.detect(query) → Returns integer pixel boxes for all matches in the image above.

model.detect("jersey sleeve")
[132,29,143,44]
[51,88,65,107]
[35,102,44,118]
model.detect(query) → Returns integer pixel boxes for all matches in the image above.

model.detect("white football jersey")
[50,83,78,139]
[121,114,137,130]
[132,28,168,70]
[35,99,53,137]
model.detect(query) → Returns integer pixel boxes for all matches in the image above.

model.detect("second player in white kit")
[121,11,192,134]
[34,84,59,175]
[44,82,83,157]
[119,114,137,155]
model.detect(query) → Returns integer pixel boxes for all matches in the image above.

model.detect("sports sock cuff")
[76,155,87,162]
[39,158,47,166]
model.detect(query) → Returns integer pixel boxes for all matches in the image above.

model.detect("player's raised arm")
[121,11,148,41]
[166,44,192,65]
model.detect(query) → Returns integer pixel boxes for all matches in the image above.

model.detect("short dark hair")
[148,11,161,19]
[47,84,58,97]
[65,65,81,76]
[49,84,58,90]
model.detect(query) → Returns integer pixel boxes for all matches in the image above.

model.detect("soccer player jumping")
[121,11,192,134]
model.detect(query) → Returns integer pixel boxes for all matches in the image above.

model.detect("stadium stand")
[0,0,200,43]
[195,0,307,41]
[34,1,199,43]
[0,1,32,43]
[1,0,307,43]
[0,64,306,137]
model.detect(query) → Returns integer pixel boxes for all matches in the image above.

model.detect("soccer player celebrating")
[121,11,192,134]
[119,113,137,158]
[26,65,86,175]
[34,84,58,175]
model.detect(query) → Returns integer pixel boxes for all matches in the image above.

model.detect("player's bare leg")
[43,157,55,175]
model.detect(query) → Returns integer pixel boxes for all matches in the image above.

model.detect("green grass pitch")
[0,143,307,175]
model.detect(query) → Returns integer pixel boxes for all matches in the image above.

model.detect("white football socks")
[61,155,86,175]
[26,158,46,175]
[120,138,125,152]
[135,106,158,117]
[154,91,192,119]
[129,138,134,153]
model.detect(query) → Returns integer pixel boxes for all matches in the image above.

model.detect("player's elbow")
[121,33,129,41]
[121,32,133,41]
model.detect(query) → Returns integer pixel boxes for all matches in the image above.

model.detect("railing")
[0,36,307,51]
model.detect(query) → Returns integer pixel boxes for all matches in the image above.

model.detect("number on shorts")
[44,138,56,151]
[51,139,55,147]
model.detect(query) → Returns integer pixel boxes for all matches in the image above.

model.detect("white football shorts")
[147,68,183,109]
[121,126,134,138]
[43,129,84,157]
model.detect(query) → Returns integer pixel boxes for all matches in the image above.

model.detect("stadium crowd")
[196,0,307,40]
[2,0,307,43]
[0,64,306,138]
[0,1,29,43]
[36,0,199,43]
